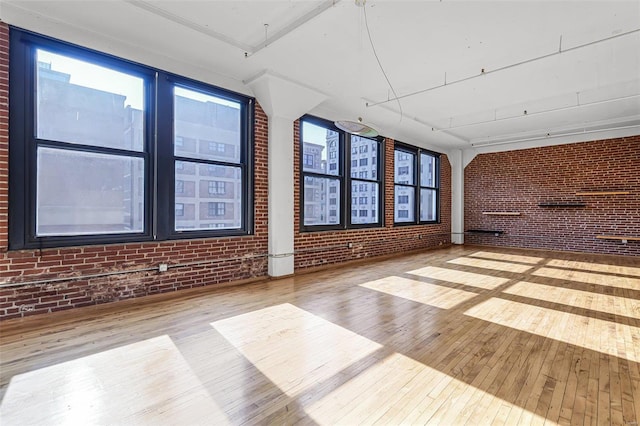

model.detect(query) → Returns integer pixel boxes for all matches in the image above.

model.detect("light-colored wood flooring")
[1,245,639,425]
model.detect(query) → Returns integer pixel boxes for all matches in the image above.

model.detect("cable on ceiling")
[366,27,640,108]
[362,2,403,123]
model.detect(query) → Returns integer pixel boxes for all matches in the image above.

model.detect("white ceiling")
[1,0,639,154]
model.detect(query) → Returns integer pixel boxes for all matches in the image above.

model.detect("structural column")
[449,148,478,245]
[449,149,464,245]
[267,116,295,276]
[246,71,327,277]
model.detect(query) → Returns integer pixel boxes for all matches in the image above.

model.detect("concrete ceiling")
[1,0,639,154]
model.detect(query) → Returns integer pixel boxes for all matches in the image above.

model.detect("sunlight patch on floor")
[408,266,510,290]
[546,259,640,277]
[0,335,230,425]
[211,304,382,398]
[359,276,478,309]
[467,251,544,264]
[303,349,547,425]
[533,267,640,290]
[464,297,640,362]
[447,256,533,273]
[503,281,640,319]
[210,303,551,424]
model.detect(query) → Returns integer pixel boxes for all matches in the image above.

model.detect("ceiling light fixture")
[335,117,379,137]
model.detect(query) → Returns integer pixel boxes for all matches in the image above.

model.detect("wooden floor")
[1,245,639,425]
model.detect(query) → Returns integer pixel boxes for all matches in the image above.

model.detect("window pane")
[36,50,145,151]
[351,136,378,181]
[175,161,241,230]
[421,153,437,187]
[420,189,437,222]
[351,181,378,224]
[394,150,415,184]
[303,176,340,225]
[36,147,144,236]
[394,185,415,222]
[174,87,241,163]
[302,121,340,176]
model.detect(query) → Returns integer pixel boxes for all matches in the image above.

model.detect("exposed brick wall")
[464,137,640,256]
[0,23,270,319]
[294,120,452,270]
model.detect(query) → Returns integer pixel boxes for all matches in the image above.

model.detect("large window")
[9,29,254,249]
[394,145,440,224]
[300,116,383,230]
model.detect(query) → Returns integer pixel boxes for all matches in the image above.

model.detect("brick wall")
[464,137,640,256]
[293,120,452,270]
[0,23,270,319]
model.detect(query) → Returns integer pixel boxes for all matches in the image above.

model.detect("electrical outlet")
[158,263,168,272]
[348,242,353,248]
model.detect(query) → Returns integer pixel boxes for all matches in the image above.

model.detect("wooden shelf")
[596,235,640,241]
[482,212,521,216]
[575,191,630,196]
[538,202,586,207]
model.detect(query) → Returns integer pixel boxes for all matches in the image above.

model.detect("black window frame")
[393,143,441,226]
[299,115,384,232]
[9,27,254,250]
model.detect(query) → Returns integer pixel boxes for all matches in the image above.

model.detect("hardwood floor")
[0,245,639,425]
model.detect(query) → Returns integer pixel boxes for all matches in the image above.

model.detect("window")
[207,141,226,153]
[300,116,383,230]
[359,210,368,217]
[208,202,225,216]
[208,181,225,195]
[394,145,440,224]
[9,29,254,249]
[303,154,314,167]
